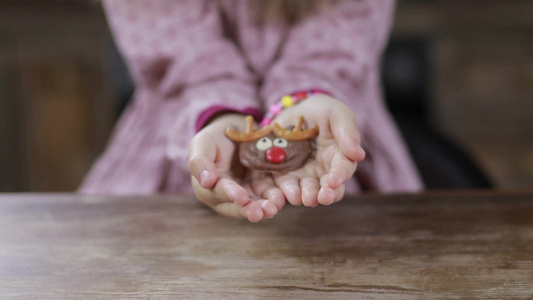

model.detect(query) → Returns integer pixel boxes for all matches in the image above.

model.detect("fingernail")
[200,170,209,186]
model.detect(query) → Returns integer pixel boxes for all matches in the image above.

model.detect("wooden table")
[0,192,532,299]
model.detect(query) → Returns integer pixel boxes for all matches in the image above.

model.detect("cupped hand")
[188,114,285,222]
[270,95,366,207]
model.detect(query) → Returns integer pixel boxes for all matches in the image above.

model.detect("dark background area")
[1,0,532,191]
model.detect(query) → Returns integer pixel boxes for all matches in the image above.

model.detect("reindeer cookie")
[225,116,318,173]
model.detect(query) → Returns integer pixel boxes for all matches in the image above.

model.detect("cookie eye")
[273,138,289,148]
[256,137,273,151]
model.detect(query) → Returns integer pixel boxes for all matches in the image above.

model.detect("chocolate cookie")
[225,116,318,173]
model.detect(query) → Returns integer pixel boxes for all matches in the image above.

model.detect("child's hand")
[188,114,285,222]
[271,94,366,207]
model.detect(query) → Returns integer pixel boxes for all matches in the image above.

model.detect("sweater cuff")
[196,105,264,132]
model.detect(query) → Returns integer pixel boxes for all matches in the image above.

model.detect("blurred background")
[0,0,532,192]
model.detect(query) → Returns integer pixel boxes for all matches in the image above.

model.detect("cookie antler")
[272,116,319,141]
[225,115,272,142]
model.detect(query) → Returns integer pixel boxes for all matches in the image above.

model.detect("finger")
[274,174,302,206]
[327,151,358,190]
[188,134,219,188]
[241,200,264,222]
[192,177,246,219]
[263,186,285,213]
[318,174,336,205]
[300,176,320,207]
[257,200,278,219]
[246,180,280,219]
[318,187,336,206]
[251,177,286,211]
[249,175,274,198]
[329,105,365,162]
[213,202,246,219]
[241,183,269,222]
[195,176,251,207]
[333,183,345,203]
[215,178,251,207]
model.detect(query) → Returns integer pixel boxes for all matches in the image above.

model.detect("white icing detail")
[273,138,289,148]
[256,137,273,151]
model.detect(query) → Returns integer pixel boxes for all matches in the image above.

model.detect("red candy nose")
[265,147,286,164]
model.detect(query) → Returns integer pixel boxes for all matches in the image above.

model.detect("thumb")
[330,104,365,162]
[188,133,219,188]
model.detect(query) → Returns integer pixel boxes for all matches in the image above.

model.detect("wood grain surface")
[0,192,532,299]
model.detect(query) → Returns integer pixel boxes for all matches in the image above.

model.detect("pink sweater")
[80,0,423,195]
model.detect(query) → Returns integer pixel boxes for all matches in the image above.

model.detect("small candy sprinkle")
[281,95,295,107]
[269,103,282,114]
[260,118,272,127]
[294,92,307,101]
